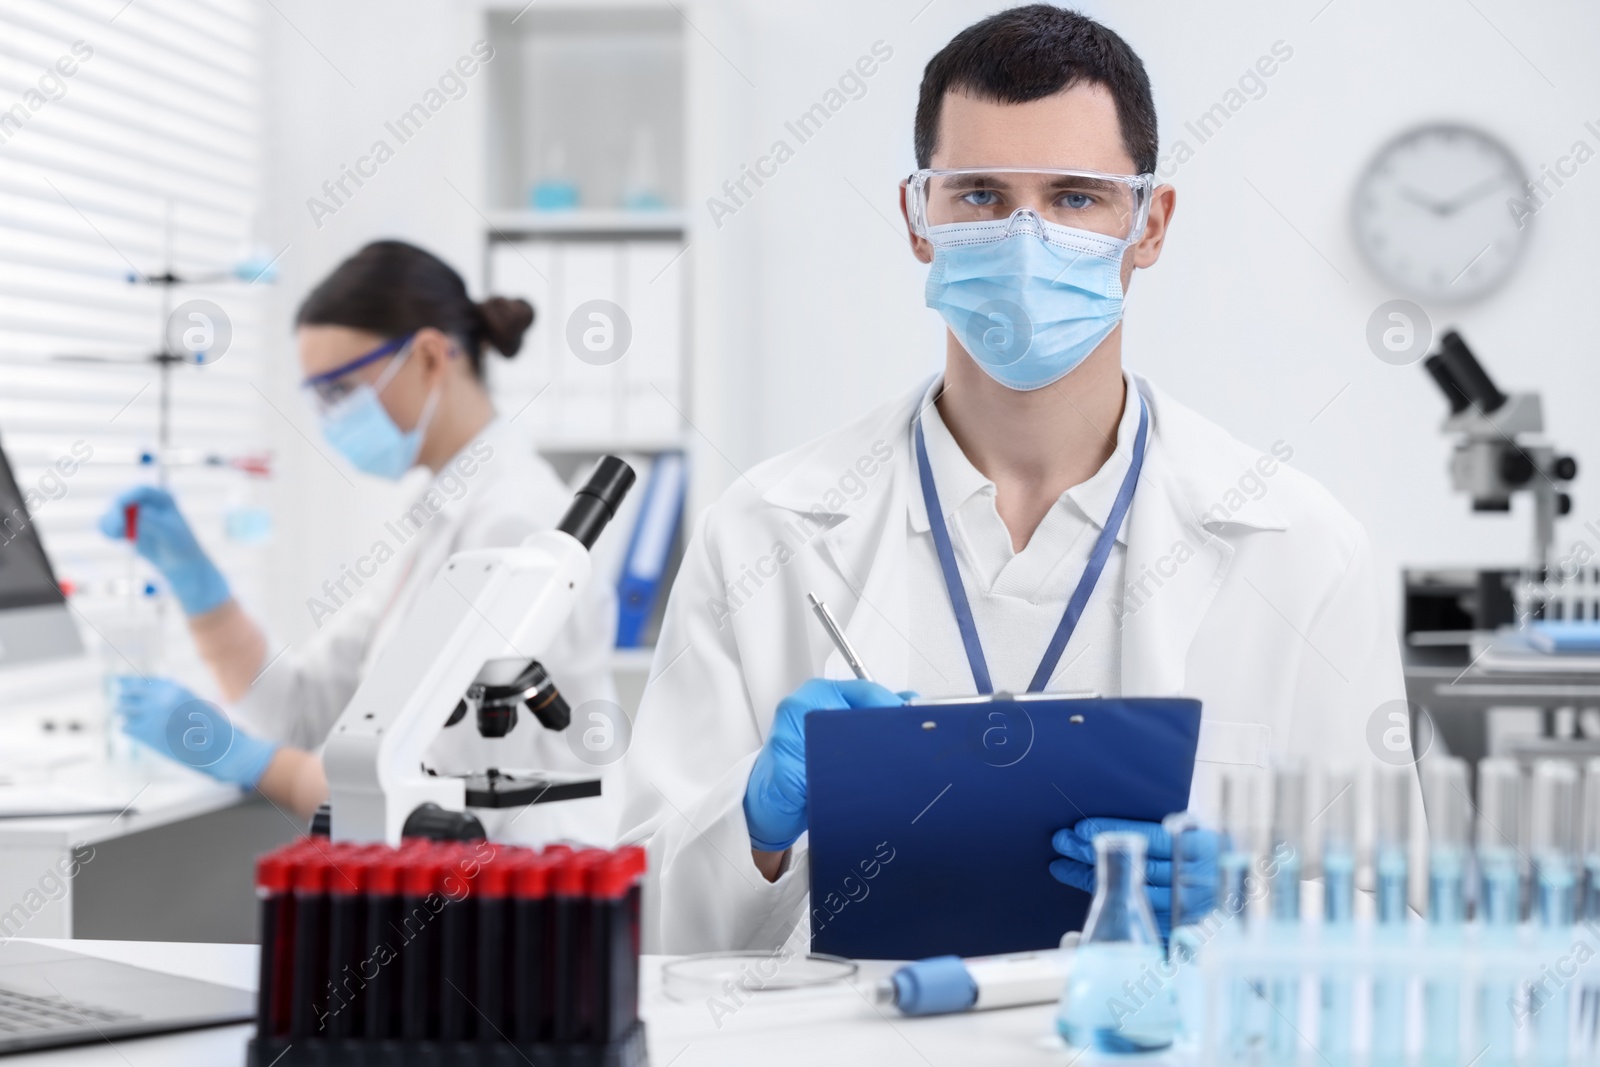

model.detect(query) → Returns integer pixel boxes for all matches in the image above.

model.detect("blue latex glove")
[112,676,277,788]
[1049,817,1220,936]
[743,678,907,852]
[98,486,230,616]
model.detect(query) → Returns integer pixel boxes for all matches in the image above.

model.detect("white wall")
[685,0,1600,615]
[258,0,1600,637]
[257,0,490,642]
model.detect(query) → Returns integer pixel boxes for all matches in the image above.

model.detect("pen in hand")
[806,592,876,684]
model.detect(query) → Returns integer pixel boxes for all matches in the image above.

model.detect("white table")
[4,939,1077,1066]
[0,741,253,940]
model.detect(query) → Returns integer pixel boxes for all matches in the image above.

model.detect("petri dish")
[660,951,858,1003]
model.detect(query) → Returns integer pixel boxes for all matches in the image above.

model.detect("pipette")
[1422,757,1468,1065]
[876,947,1075,1016]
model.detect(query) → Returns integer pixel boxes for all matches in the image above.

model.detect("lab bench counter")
[0,760,301,942]
[0,940,1085,1066]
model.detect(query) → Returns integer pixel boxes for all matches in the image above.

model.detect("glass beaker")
[1056,831,1177,1054]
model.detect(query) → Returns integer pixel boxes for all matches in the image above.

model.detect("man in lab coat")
[618,5,1408,952]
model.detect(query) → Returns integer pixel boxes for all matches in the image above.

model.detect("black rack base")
[247,1021,648,1067]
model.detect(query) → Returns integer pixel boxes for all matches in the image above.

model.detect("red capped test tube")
[323,844,374,1040]
[436,842,479,1042]
[511,848,553,1043]
[399,847,445,1042]
[473,845,516,1041]
[553,849,610,1044]
[363,846,407,1041]
[254,846,298,1040]
[589,851,640,1043]
[288,846,333,1039]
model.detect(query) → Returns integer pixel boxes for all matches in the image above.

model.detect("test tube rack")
[246,838,648,1067]
[1178,916,1600,1065]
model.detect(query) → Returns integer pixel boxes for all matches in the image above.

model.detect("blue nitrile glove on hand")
[743,678,908,853]
[98,486,230,616]
[1050,817,1220,936]
[112,676,277,788]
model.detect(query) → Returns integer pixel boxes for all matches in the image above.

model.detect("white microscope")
[319,457,635,844]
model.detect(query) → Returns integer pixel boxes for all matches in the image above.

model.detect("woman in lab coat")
[104,241,618,841]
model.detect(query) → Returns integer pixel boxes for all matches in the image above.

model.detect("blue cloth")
[743,678,906,852]
[112,676,278,788]
[1049,817,1219,935]
[98,486,230,616]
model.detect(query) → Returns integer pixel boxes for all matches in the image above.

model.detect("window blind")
[0,0,265,708]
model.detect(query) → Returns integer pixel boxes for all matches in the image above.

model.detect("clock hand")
[1397,186,1448,215]
[1437,172,1518,216]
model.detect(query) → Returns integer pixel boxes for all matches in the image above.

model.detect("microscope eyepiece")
[1423,354,1473,415]
[558,455,637,550]
[1436,331,1508,415]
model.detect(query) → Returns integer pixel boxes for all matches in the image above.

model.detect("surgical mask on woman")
[309,335,443,480]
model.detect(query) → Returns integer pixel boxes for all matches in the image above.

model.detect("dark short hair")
[914,5,1158,174]
[297,240,534,379]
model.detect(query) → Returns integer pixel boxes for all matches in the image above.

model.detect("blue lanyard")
[913,395,1149,695]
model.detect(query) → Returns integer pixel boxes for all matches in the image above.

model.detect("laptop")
[0,430,84,669]
[0,941,254,1054]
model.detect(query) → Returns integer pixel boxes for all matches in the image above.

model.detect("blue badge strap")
[1026,395,1149,693]
[914,418,994,695]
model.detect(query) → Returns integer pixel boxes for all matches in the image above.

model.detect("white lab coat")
[237,419,621,845]
[617,373,1414,954]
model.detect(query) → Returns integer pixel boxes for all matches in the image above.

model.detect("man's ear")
[900,181,933,265]
[1130,183,1177,270]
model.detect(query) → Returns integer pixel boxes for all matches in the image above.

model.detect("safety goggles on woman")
[300,333,416,411]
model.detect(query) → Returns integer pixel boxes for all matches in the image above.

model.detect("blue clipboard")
[805,695,1202,960]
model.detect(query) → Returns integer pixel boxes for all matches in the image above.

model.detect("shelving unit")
[485,209,687,240]
[481,6,691,695]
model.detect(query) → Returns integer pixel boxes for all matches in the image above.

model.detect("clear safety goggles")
[906,167,1157,243]
[300,332,415,410]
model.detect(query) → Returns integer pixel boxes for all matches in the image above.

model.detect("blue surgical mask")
[318,347,440,480]
[925,210,1129,391]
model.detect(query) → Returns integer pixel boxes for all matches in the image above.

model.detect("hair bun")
[476,296,535,357]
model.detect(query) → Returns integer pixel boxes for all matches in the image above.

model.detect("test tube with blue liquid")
[1476,757,1523,1067]
[1529,759,1579,1065]
[1371,763,1410,1067]
[1421,757,1469,1066]
[1216,768,1263,1063]
[1579,758,1600,1054]
[1317,767,1356,1065]
[1266,763,1304,1064]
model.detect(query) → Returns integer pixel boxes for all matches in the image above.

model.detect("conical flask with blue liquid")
[1056,830,1177,1054]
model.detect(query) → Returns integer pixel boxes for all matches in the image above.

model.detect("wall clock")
[1352,123,1530,303]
